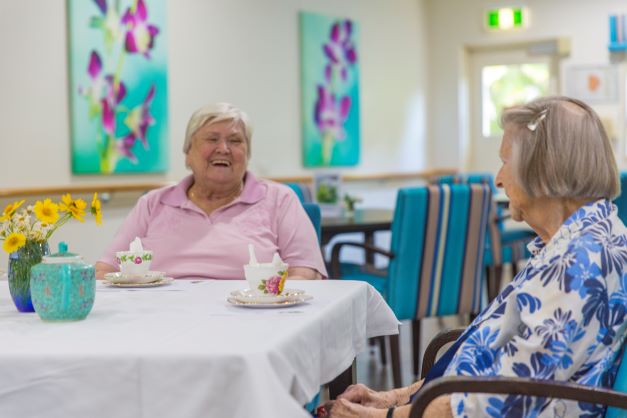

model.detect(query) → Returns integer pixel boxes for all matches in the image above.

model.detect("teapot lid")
[42,242,83,264]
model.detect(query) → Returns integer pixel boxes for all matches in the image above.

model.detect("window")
[481,63,550,137]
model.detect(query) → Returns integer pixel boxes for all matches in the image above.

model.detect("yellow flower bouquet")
[0,193,102,312]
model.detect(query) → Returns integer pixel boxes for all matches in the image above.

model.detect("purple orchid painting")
[300,12,360,167]
[68,0,168,174]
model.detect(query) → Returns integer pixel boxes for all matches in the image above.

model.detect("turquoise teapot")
[30,242,95,321]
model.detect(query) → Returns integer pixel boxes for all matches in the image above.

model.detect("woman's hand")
[95,261,117,280]
[336,383,398,408]
[324,399,387,418]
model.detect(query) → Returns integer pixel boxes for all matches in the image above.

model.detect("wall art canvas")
[300,11,360,167]
[564,65,619,104]
[68,0,168,174]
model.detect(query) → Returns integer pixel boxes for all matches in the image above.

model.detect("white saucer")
[230,288,306,304]
[227,293,312,308]
[103,271,166,284]
[101,277,174,288]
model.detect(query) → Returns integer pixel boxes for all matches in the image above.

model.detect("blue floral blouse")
[445,199,627,418]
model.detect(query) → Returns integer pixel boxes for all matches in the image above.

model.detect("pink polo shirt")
[99,172,327,280]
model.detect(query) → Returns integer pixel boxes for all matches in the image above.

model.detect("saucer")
[227,293,312,309]
[230,288,305,304]
[101,277,173,288]
[103,271,166,284]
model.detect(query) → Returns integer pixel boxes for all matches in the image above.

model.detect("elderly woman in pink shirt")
[96,103,327,280]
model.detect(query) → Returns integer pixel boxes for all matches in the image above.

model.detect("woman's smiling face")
[185,119,249,189]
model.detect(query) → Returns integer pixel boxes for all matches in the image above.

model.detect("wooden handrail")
[0,183,174,199]
[0,168,457,199]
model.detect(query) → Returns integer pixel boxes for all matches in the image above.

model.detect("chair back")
[613,172,627,226]
[302,202,322,242]
[435,174,503,266]
[284,182,313,203]
[606,343,627,418]
[386,183,492,321]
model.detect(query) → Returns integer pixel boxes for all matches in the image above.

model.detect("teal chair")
[302,202,321,242]
[330,183,492,385]
[614,172,627,225]
[284,182,313,203]
[412,329,627,418]
[283,182,320,242]
[436,173,536,300]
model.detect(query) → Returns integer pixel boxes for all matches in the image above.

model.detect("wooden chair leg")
[412,319,421,379]
[377,336,387,365]
[487,264,503,301]
[389,334,402,388]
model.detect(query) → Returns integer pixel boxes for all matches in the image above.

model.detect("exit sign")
[486,7,528,31]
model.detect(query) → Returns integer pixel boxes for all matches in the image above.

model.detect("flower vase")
[8,241,49,312]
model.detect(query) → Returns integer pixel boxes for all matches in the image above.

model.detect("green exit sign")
[486,7,528,30]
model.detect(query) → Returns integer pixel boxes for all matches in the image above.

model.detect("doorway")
[467,45,558,173]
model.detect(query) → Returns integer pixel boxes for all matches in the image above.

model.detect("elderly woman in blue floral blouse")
[323,96,627,418]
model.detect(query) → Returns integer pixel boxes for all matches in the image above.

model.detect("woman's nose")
[216,139,230,152]
[495,169,504,188]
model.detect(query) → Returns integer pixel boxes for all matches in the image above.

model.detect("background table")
[322,209,394,267]
[0,279,398,418]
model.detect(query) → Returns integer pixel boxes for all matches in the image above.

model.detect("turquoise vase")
[8,241,50,312]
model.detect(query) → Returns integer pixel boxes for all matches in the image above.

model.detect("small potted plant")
[343,193,362,217]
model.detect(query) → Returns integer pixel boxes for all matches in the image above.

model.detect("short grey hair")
[182,103,253,157]
[501,95,619,199]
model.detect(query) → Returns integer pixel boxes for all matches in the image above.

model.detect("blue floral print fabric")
[445,199,627,418]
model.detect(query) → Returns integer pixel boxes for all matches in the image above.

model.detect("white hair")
[501,95,619,199]
[182,103,252,157]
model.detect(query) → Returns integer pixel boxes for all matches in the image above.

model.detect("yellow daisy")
[0,199,25,221]
[3,232,26,253]
[34,199,60,224]
[60,194,87,222]
[91,193,103,225]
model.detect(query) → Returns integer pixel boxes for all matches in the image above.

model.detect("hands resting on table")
[317,381,452,418]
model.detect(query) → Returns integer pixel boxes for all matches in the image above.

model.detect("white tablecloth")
[0,279,398,418]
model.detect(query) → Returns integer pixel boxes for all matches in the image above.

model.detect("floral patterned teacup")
[116,250,153,277]
[244,262,288,296]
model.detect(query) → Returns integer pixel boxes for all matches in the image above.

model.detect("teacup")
[244,262,288,296]
[116,250,153,277]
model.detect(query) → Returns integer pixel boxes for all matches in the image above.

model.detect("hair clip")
[527,109,548,132]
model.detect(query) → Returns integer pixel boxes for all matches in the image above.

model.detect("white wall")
[426,0,627,170]
[0,0,429,265]
[0,0,429,189]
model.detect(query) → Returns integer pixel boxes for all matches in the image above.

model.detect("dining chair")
[302,202,321,242]
[284,182,314,203]
[330,183,493,386]
[283,182,320,241]
[614,172,627,225]
[411,328,627,418]
[435,173,536,300]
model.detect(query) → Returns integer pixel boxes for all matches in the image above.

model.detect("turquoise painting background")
[68,0,168,174]
[300,12,360,167]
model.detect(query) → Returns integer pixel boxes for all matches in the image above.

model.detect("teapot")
[30,242,96,321]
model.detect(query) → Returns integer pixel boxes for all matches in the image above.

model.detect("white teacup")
[116,250,153,277]
[244,262,288,296]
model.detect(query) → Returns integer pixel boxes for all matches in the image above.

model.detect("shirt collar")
[526,198,613,256]
[160,171,265,208]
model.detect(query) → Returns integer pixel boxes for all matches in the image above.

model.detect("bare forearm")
[287,266,321,279]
